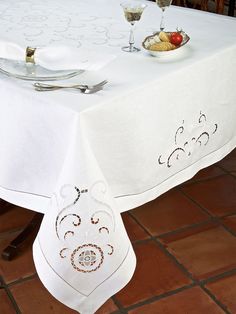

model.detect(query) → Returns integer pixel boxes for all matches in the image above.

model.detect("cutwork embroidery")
[54,183,115,273]
[71,244,104,273]
[158,112,218,168]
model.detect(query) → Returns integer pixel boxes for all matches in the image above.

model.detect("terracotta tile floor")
[0,148,236,313]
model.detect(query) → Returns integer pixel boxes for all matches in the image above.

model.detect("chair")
[199,0,225,13]
[0,199,43,260]
[173,0,225,14]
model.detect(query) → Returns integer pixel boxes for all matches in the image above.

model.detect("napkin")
[0,41,116,71]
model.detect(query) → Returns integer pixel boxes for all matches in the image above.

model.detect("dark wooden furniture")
[0,199,43,261]
[228,0,235,15]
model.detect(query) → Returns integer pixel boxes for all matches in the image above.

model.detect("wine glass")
[156,0,172,31]
[121,1,147,52]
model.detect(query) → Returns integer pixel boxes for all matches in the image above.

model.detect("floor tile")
[10,276,77,313]
[181,175,236,216]
[0,205,35,234]
[132,190,209,236]
[217,149,236,172]
[121,212,150,242]
[10,276,117,314]
[115,240,191,307]
[185,165,225,184]
[128,287,224,314]
[0,232,36,284]
[222,214,236,233]
[205,274,236,313]
[96,299,118,314]
[0,289,16,314]
[159,221,219,243]
[164,225,236,280]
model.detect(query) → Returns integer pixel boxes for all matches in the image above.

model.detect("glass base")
[0,58,83,81]
[121,46,140,52]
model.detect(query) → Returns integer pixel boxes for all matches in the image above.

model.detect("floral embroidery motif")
[54,182,115,273]
[55,187,85,239]
[71,244,104,273]
[158,112,218,168]
[79,250,96,267]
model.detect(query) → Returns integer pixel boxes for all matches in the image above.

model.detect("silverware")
[33,79,108,94]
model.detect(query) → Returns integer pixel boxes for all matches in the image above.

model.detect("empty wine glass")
[156,0,172,31]
[121,1,147,52]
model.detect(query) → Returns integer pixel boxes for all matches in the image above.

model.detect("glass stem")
[160,7,165,31]
[129,22,135,52]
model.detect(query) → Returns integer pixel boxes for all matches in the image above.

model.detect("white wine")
[120,1,147,52]
[155,0,172,31]
[156,0,172,8]
[124,8,144,23]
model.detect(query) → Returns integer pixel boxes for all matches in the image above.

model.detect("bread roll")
[149,41,176,51]
[159,31,170,42]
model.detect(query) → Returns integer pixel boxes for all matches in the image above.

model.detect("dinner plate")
[142,31,190,58]
[0,58,83,81]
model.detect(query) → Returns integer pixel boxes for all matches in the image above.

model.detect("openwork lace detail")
[71,244,104,273]
[54,182,115,273]
[158,112,218,168]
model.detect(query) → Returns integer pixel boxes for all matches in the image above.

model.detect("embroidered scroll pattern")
[55,182,115,273]
[158,112,218,168]
[0,0,128,48]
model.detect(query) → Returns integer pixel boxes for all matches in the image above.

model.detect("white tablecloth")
[0,0,236,312]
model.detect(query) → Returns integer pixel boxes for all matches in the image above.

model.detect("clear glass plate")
[0,58,83,81]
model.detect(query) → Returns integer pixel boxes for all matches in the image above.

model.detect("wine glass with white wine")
[121,1,147,52]
[156,0,172,31]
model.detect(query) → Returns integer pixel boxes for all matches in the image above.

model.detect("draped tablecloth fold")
[0,0,236,312]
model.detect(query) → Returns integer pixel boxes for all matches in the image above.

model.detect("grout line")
[0,276,21,313]
[220,211,236,218]
[129,212,195,280]
[129,209,236,313]
[112,296,128,314]
[216,164,236,178]
[112,309,128,314]
[0,162,234,313]
[130,213,212,282]
[4,287,21,314]
[127,211,151,239]
[200,268,236,285]
[124,283,196,312]
[182,172,227,186]
[151,219,215,239]
[112,310,127,314]
[178,187,216,218]
[7,274,37,288]
[200,285,230,314]
[177,187,212,219]
[154,237,195,280]
[219,221,236,237]
[178,186,236,238]
[128,213,230,246]
[128,211,215,243]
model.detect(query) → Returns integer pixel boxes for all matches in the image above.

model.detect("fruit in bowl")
[142,30,190,56]
[169,32,183,45]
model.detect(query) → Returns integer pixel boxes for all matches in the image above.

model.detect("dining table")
[0,0,235,313]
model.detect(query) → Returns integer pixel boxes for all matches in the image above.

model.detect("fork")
[33,79,108,93]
